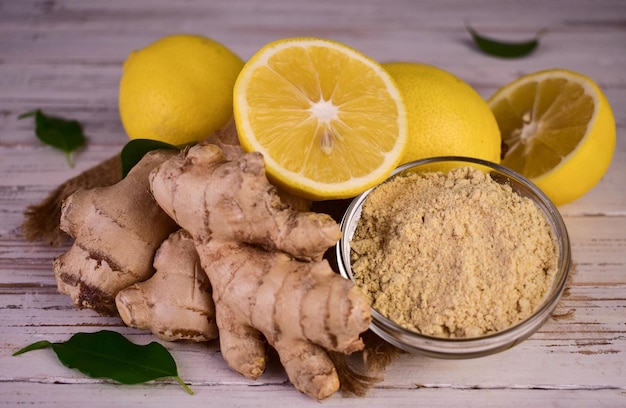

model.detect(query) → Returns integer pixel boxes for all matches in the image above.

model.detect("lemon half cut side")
[488,69,616,206]
[234,37,408,200]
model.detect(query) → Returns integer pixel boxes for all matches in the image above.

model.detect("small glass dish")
[336,156,571,359]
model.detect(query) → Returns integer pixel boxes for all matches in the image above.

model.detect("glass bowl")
[336,156,571,359]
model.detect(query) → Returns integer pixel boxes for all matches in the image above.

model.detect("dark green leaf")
[13,330,193,395]
[18,109,86,167]
[121,139,182,178]
[466,24,547,58]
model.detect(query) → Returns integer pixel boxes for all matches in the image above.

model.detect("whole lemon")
[383,62,501,165]
[119,34,244,146]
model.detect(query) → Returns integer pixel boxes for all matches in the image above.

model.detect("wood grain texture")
[1,0,625,406]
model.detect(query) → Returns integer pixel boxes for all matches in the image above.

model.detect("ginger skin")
[149,143,371,400]
[206,118,311,212]
[53,149,179,315]
[150,143,338,262]
[199,240,369,399]
[116,229,218,342]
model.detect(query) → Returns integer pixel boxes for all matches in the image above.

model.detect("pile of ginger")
[48,122,375,400]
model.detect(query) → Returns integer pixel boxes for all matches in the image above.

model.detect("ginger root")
[53,149,179,315]
[205,118,311,212]
[149,143,371,399]
[150,143,338,262]
[116,229,218,342]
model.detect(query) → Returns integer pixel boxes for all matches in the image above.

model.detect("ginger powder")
[350,167,559,338]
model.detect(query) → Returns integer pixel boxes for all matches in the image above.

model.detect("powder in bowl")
[350,166,559,339]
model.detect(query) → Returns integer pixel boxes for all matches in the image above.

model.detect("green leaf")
[466,23,547,58]
[120,139,182,178]
[18,109,86,167]
[13,330,193,395]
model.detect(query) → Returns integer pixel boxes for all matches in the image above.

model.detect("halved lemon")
[233,37,407,200]
[488,69,616,206]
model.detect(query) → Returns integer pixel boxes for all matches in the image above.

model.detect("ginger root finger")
[205,117,311,213]
[195,240,370,400]
[116,229,218,342]
[150,142,340,262]
[53,149,179,315]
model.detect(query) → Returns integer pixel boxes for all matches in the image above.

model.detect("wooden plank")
[0,383,624,407]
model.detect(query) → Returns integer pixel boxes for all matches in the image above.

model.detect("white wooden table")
[1,1,625,406]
